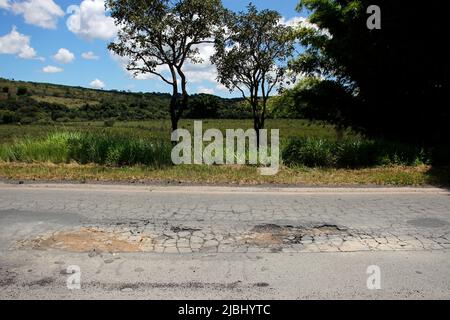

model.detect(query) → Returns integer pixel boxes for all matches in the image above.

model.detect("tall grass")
[67,132,172,167]
[282,137,430,168]
[0,131,438,169]
[0,132,77,163]
[0,131,172,167]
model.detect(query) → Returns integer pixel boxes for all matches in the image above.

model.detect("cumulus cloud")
[183,42,217,83]
[66,0,118,41]
[42,65,63,73]
[11,0,64,29]
[90,78,105,89]
[198,87,214,95]
[53,48,75,63]
[0,26,36,59]
[110,51,162,80]
[110,41,219,90]
[81,51,99,60]
[0,0,10,9]
[280,16,331,38]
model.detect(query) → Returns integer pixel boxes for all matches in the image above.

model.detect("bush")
[282,137,429,168]
[283,137,336,167]
[0,110,16,124]
[19,116,34,125]
[104,119,115,127]
[17,87,28,96]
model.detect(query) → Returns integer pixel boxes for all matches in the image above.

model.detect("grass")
[0,119,349,144]
[0,163,446,186]
[1,119,447,187]
[282,137,430,168]
[0,131,172,167]
[31,96,100,109]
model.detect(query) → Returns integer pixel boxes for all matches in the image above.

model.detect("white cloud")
[0,0,10,9]
[198,87,214,95]
[81,51,99,60]
[280,16,306,27]
[11,0,64,29]
[0,26,36,59]
[42,65,63,73]
[110,42,219,87]
[183,42,218,83]
[53,48,75,64]
[280,16,331,38]
[110,51,163,80]
[66,0,118,41]
[90,78,105,89]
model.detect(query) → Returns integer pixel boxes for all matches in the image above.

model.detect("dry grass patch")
[0,162,445,186]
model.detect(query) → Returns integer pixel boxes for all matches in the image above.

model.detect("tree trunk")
[170,94,179,133]
[252,102,262,149]
[169,66,179,135]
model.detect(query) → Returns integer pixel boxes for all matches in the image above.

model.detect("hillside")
[0,78,248,124]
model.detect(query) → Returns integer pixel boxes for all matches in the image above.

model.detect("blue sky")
[0,0,306,97]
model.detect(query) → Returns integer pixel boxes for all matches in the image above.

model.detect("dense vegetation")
[288,0,450,147]
[0,119,439,169]
[0,130,430,169]
[0,78,249,124]
[1,0,448,181]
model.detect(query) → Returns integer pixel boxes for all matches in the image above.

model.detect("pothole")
[17,227,154,253]
[241,224,348,246]
[17,223,352,254]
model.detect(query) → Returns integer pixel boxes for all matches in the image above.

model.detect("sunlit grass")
[0,163,444,186]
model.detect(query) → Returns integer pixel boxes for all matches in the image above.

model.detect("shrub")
[19,116,34,125]
[104,119,115,127]
[17,87,28,96]
[0,110,16,124]
[283,137,336,167]
[282,137,430,168]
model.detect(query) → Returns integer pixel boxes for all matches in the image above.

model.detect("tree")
[186,94,221,119]
[107,0,224,133]
[290,0,450,146]
[211,4,294,145]
[17,87,28,96]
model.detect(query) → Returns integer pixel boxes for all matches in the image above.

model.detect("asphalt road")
[1,183,449,299]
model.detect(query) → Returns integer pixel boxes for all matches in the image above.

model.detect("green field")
[0,119,448,186]
[0,119,349,144]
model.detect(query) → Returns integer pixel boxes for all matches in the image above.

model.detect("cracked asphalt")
[1,183,450,299]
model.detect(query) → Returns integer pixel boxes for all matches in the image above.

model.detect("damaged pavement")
[1,183,450,299]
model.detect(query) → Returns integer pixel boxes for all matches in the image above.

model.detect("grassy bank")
[0,163,446,186]
[1,120,448,186]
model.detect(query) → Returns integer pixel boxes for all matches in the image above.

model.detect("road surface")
[1,183,449,299]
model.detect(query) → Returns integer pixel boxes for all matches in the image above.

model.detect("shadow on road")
[425,166,450,190]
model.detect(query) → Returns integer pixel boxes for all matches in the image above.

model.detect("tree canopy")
[212,4,294,138]
[107,0,224,132]
[290,0,450,145]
